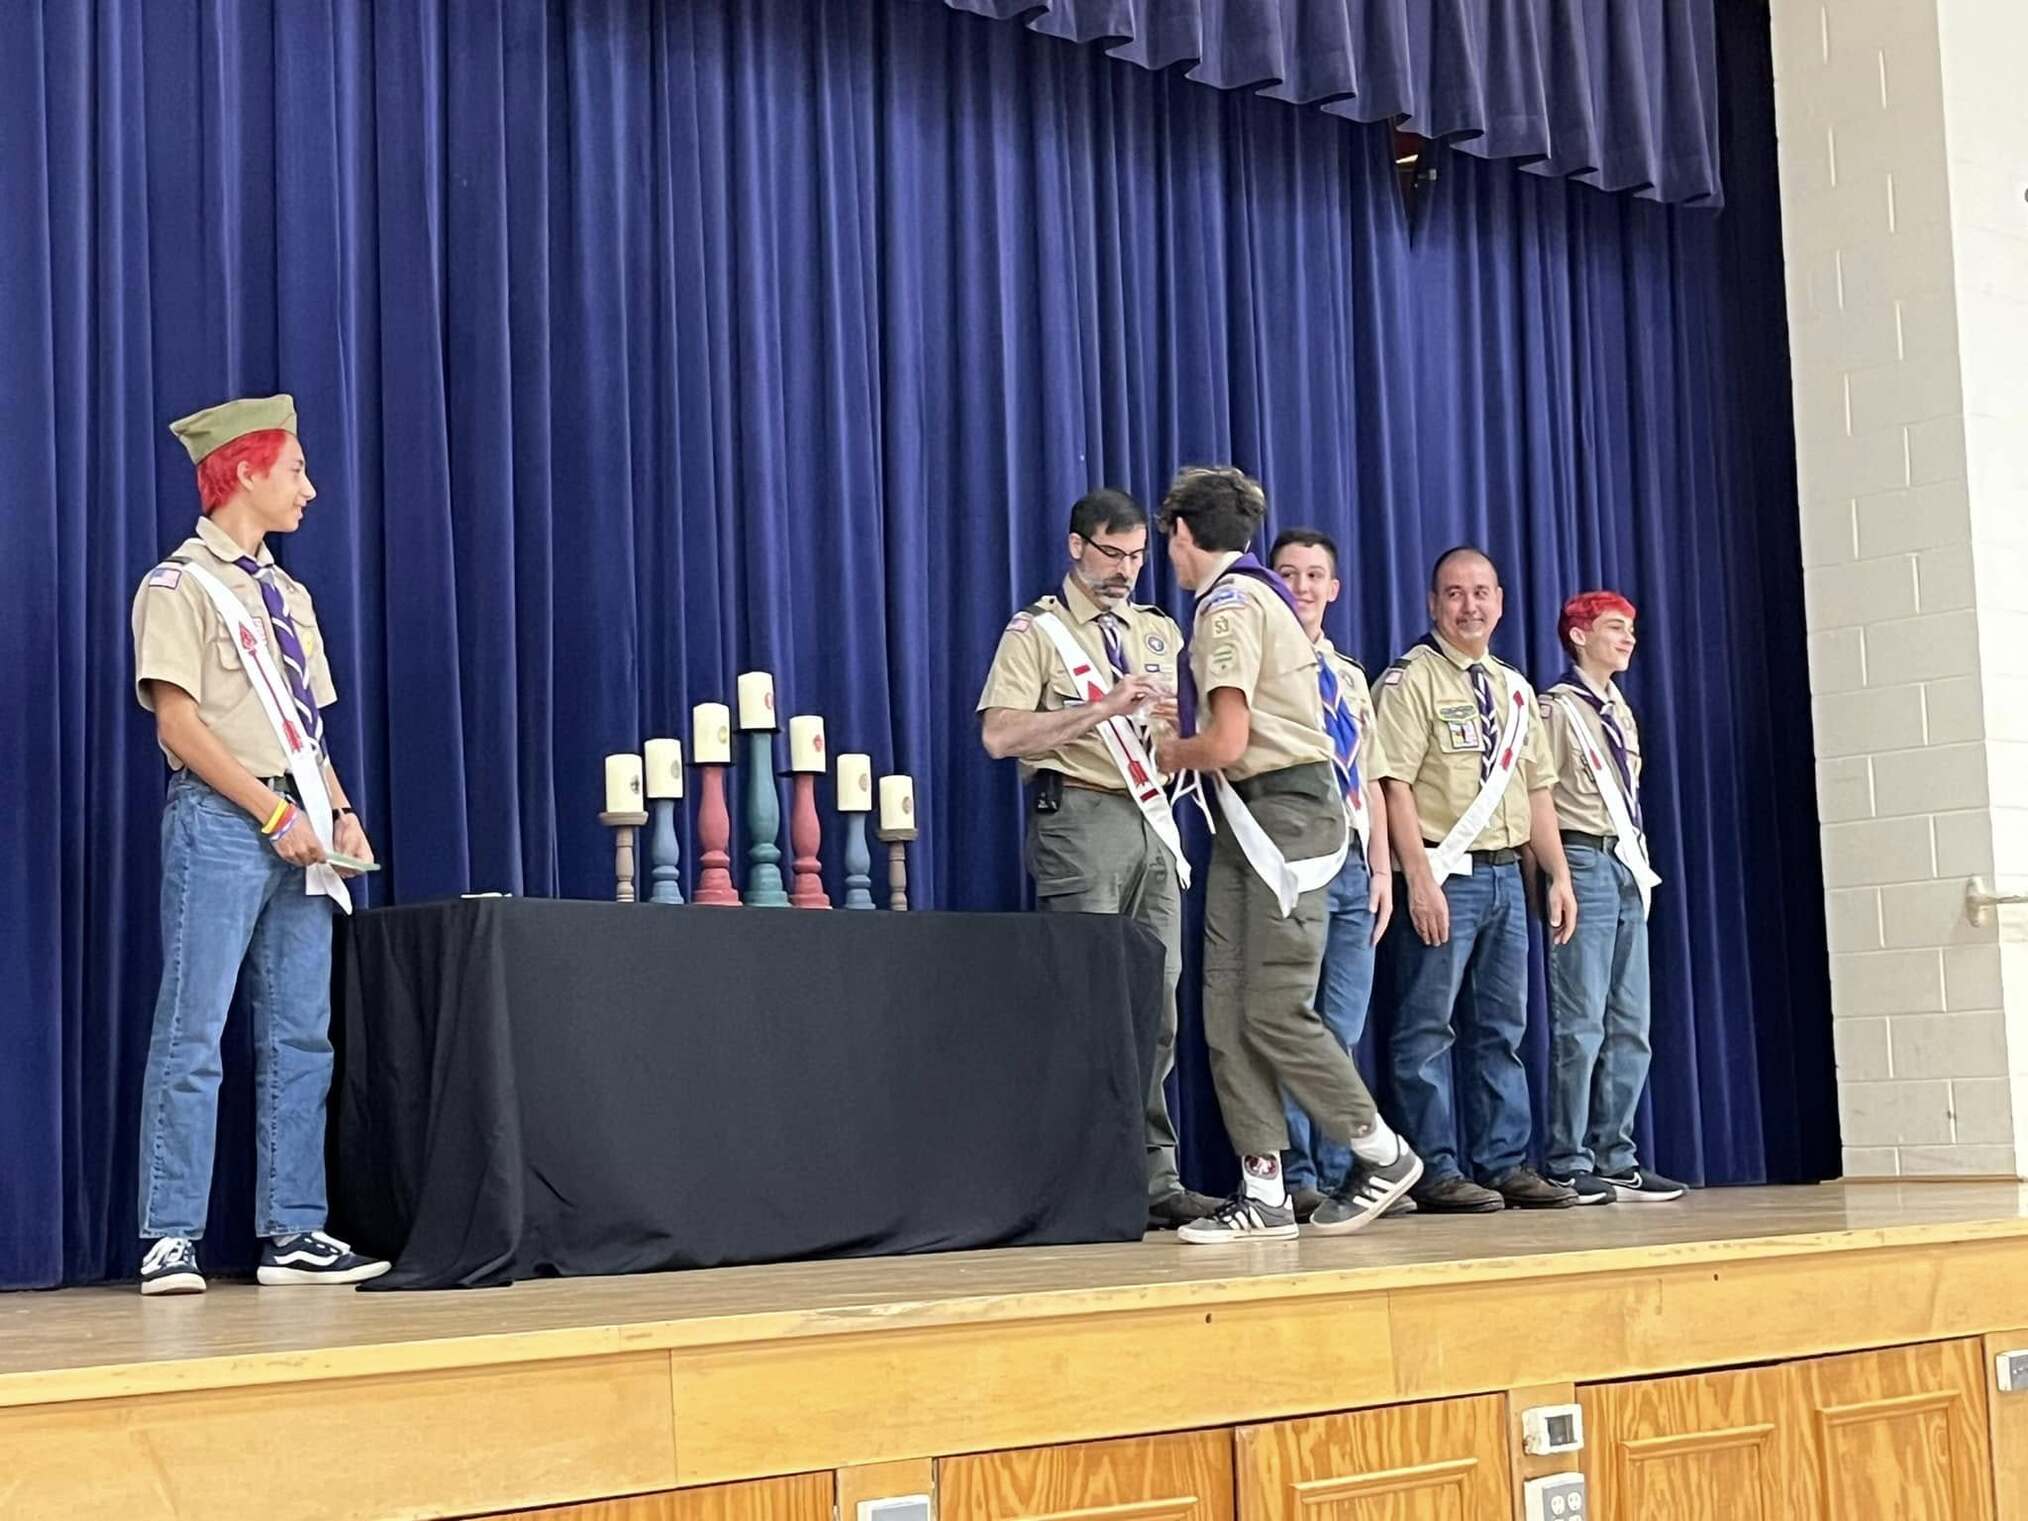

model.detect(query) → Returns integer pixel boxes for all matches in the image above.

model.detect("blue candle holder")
[842,812,874,910]
[649,797,684,905]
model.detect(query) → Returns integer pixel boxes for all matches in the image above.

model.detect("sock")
[1242,1153,1287,1207]
[1349,1119,1404,1168]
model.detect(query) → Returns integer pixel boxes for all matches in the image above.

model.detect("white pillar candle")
[879,774,915,833]
[603,753,644,814]
[737,671,777,730]
[644,738,684,799]
[835,754,873,812]
[788,715,827,773]
[691,702,732,764]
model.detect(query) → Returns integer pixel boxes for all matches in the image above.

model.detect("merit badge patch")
[147,564,183,591]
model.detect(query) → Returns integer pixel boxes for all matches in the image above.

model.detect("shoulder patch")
[1004,614,1033,635]
[147,564,183,591]
[1380,667,1405,688]
[1199,585,1247,615]
[1538,696,1555,719]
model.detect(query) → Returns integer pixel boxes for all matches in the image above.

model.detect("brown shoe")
[1491,1165,1579,1209]
[1147,1189,1223,1230]
[1411,1175,1505,1213]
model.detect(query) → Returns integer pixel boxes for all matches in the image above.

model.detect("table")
[330,898,1160,1288]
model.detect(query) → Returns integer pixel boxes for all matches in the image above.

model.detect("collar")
[1195,550,1244,597]
[1427,630,1492,670]
[1315,632,1340,660]
[1577,667,1617,704]
[1060,572,1123,625]
[195,516,274,569]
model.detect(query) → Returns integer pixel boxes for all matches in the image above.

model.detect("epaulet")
[1133,599,1179,625]
[1003,594,1059,635]
[1338,652,1367,677]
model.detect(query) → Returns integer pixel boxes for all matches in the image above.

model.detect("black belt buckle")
[1032,770,1063,814]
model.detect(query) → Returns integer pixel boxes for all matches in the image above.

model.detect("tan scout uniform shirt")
[1190,553,1333,783]
[975,573,1183,789]
[1541,672,1644,839]
[1316,634,1390,783]
[1372,633,1553,852]
[132,516,338,777]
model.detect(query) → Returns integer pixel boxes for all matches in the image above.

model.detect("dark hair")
[1269,527,1338,575]
[1068,488,1146,542]
[1158,465,1267,553]
[1429,543,1499,594]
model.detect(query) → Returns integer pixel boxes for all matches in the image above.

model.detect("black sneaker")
[1552,1174,1619,1206]
[1177,1193,1299,1244]
[1289,1186,1328,1223]
[1147,1188,1223,1230]
[257,1231,392,1286]
[1491,1166,1578,1209]
[140,1236,205,1296]
[1413,1175,1505,1213]
[1602,1167,1687,1203]
[1311,1143,1425,1236]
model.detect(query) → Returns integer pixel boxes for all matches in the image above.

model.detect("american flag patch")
[147,564,183,591]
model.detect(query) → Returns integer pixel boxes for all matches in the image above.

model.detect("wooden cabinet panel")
[940,1430,1233,1521]
[1797,1341,1993,1521]
[1582,1364,1814,1521]
[1988,1332,2028,1520]
[1236,1396,1510,1521]
[478,1472,832,1521]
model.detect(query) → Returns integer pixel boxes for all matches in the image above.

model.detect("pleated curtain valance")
[929,0,1723,205]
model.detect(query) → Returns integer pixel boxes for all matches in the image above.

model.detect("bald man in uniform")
[1372,546,1578,1213]
[1154,467,1421,1243]
[129,394,388,1294]
[977,487,1219,1230]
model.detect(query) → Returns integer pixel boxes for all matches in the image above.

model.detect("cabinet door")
[1582,1364,1815,1521]
[1236,1396,1511,1521]
[1797,1340,1994,1521]
[940,1430,1232,1521]
[1989,1331,2028,1520]
[483,1473,834,1521]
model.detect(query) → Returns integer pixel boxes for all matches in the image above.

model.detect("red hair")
[195,428,293,512]
[1558,590,1637,657]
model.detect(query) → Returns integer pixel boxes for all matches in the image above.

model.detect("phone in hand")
[326,852,382,874]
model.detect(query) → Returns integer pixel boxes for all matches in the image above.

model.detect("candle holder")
[692,762,739,905]
[876,820,918,912]
[842,812,875,910]
[789,773,832,908]
[743,731,790,907]
[648,797,684,905]
[599,810,649,903]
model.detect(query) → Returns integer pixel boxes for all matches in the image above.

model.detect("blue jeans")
[137,772,336,1240]
[1385,860,1531,1184]
[1281,851,1374,1191]
[1547,843,1652,1178]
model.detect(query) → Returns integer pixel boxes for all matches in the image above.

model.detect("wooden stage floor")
[7,1181,2028,1518]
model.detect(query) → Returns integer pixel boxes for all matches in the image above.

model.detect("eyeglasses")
[1080,540,1148,567]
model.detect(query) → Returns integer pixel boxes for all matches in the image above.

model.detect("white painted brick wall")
[1772,0,2025,1178]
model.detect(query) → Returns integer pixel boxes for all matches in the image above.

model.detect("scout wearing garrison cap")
[1538,590,1686,1205]
[129,394,387,1295]
[976,487,1218,1230]
[1371,545,1578,1214]
[1152,467,1422,1244]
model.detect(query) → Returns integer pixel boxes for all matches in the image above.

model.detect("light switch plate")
[1521,1402,1585,1455]
[1998,1349,2028,1393]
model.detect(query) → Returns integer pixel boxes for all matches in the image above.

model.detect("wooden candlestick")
[692,764,738,906]
[877,820,918,912]
[648,798,684,905]
[599,810,648,903]
[743,731,790,907]
[842,813,874,910]
[789,774,831,908]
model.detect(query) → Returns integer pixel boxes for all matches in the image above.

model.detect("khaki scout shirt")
[131,517,338,777]
[1189,553,1333,783]
[1316,634,1390,783]
[1541,671,1644,838]
[1372,632,1553,852]
[975,573,1184,790]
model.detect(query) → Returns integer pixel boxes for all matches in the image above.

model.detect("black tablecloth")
[330,898,1160,1288]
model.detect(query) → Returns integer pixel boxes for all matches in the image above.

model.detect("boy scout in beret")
[1372,546,1578,1213]
[977,487,1218,1230]
[129,394,388,1293]
[1540,591,1685,1204]
[1153,468,1421,1243]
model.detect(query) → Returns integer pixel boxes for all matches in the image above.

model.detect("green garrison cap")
[168,394,298,464]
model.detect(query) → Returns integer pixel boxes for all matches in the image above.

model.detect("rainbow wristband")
[262,802,299,838]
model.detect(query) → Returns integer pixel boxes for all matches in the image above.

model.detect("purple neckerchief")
[1176,552,1304,736]
[1553,669,1641,827]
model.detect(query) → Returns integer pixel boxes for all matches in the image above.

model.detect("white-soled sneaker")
[1601,1168,1687,1203]
[1310,1144,1425,1235]
[140,1236,206,1296]
[1177,1193,1299,1244]
[258,1230,392,1286]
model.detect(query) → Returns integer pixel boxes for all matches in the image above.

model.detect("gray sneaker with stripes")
[1309,1142,1425,1235]
[1177,1193,1300,1244]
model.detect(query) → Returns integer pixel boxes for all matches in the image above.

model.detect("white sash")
[1212,773,1348,919]
[1426,666,1533,884]
[1033,610,1192,891]
[176,561,351,912]
[1554,692,1661,918]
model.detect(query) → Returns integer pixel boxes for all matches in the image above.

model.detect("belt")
[1031,770,1124,796]
[1424,840,1521,867]
[260,775,307,805]
[1228,760,1335,803]
[1561,830,1616,852]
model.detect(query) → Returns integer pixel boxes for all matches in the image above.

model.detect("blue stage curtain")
[929,0,1724,205]
[0,0,1827,1289]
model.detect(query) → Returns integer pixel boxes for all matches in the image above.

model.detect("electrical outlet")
[858,1497,932,1521]
[1523,1473,1588,1521]
[1998,1349,2028,1392]
[1522,1402,1585,1455]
